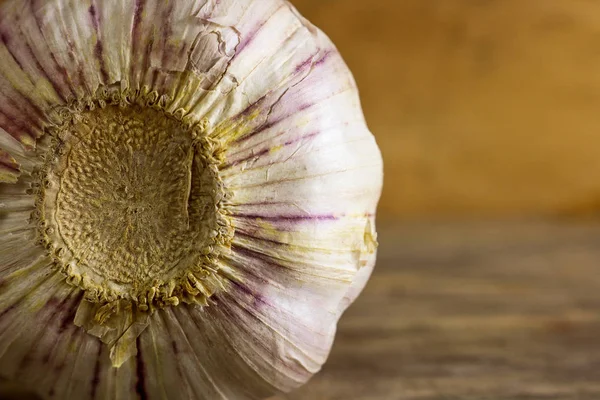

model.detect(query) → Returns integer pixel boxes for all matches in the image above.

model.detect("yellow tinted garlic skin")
[0,0,383,399]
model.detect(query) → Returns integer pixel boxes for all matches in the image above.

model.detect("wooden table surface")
[274,221,600,400]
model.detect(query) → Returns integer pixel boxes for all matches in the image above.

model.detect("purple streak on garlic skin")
[135,338,149,400]
[89,345,103,399]
[130,0,147,86]
[234,26,262,55]
[14,293,72,373]
[0,273,73,378]
[49,1,91,97]
[0,10,65,119]
[0,303,15,320]
[30,0,75,98]
[230,281,269,310]
[225,47,321,124]
[233,213,339,222]
[218,247,342,387]
[222,131,320,169]
[36,296,78,368]
[58,292,85,333]
[210,290,329,390]
[223,49,354,170]
[88,4,110,85]
[146,2,177,90]
[0,0,382,398]
[229,4,289,56]
[0,36,44,140]
[155,4,176,91]
[225,101,314,146]
[227,108,307,146]
[0,151,19,174]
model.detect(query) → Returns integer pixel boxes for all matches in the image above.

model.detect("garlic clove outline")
[0,0,383,399]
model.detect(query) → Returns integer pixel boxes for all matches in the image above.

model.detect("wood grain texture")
[290,0,600,219]
[273,222,600,399]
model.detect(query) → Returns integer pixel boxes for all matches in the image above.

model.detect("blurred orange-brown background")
[294,0,600,220]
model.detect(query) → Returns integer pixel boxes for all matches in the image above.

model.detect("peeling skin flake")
[0,0,383,399]
[0,149,20,183]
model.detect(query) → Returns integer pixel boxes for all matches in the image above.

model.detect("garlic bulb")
[0,0,383,398]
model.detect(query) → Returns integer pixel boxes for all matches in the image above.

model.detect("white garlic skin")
[0,0,383,399]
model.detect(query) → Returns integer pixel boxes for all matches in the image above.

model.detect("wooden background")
[292,0,600,219]
[275,221,600,399]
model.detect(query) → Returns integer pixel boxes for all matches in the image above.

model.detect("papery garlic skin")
[0,0,383,399]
